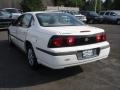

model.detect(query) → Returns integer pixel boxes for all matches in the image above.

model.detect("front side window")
[13,15,24,26]
[36,13,84,27]
[13,14,33,28]
[21,14,32,28]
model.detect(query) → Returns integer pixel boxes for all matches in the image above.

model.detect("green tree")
[21,0,45,12]
[84,0,102,11]
[113,0,120,10]
[54,0,64,6]
[103,0,113,10]
[67,0,85,7]
[54,0,85,9]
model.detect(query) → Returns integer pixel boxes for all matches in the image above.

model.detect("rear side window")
[99,12,105,15]
[105,12,110,15]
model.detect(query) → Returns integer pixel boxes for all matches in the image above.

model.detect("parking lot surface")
[0,24,120,90]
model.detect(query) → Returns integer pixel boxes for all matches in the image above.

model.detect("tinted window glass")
[99,12,105,15]
[110,12,116,16]
[105,12,110,15]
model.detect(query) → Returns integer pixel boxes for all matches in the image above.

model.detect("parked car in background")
[60,10,87,22]
[99,10,120,24]
[0,10,12,29]
[71,11,87,22]
[80,11,104,24]
[2,8,21,19]
[99,11,106,16]
[8,11,110,70]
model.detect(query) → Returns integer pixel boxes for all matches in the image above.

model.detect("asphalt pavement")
[0,24,120,90]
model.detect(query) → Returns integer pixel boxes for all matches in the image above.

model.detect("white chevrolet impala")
[8,11,110,69]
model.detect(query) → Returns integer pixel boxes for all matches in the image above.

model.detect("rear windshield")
[36,13,84,27]
[5,9,19,13]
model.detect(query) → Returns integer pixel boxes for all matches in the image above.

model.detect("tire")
[27,45,39,70]
[89,19,94,24]
[117,19,120,25]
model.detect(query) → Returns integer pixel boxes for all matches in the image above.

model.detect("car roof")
[3,8,18,10]
[26,11,64,15]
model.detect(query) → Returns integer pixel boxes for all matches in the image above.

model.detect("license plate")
[77,49,98,60]
[82,50,94,58]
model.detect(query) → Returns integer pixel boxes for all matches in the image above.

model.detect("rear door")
[9,15,24,45]
[104,12,110,21]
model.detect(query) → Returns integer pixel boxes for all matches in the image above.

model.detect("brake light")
[52,37,63,47]
[96,34,102,42]
[48,36,76,48]
[48,34,107,48]
[102,33,106,41]
[96,33,106,42]
[66,36,75,46]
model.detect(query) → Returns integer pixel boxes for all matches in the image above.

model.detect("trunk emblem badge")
[85,38,89,42]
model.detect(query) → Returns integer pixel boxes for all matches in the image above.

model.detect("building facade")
[0,0,22,9]
[0,0,54,9]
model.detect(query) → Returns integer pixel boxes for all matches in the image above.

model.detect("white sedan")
[8,11,110,69]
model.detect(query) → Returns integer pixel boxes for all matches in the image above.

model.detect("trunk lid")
[43,25,104,35]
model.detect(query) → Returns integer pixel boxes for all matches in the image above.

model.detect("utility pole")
[76,0,78,7]
[95,0,97,12]
[100,0,102,11]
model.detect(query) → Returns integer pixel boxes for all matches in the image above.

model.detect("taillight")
[52,37,63,47]
[96,33,106,42]
[66,36,75,46]
[48,36,76,48]
[102,33,106,41]
[48,34,107,48]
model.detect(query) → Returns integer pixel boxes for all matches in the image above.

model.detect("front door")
[16,14,33,51]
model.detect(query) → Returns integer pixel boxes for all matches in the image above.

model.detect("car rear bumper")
[36,41,110,69]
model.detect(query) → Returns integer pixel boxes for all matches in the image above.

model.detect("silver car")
[99,10,120,24]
